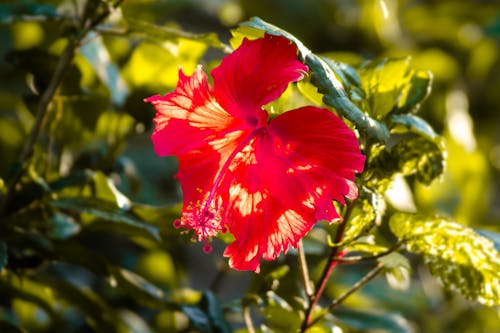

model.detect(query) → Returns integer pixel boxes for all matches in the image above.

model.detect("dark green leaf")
[200,291,232,333]
[390,213,500,306]
[0,320,27,333]
[47,212,81,240]
[34,275,121,331]
[0,241,7,272]
[182,305,211,333]
[333,307,413,333]
[240,17,389,143]
[109,266,171,309]
[0,3,58,22]
[49,197,161,241]
[390,114,438,140]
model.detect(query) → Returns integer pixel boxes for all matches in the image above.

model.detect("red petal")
[145,66,251,240]
[212,34,307,127]
[222,107,365,271]
[145,66,241,156]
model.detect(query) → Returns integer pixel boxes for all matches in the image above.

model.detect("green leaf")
[358,57,432,118]
[476,229,500,252]
[126,18,230,51]
[200,291,232,333]
[359,57,412,119]
[390,213,500,306]
[34,275,121,331]
[366,135,445,190]
[79,32,129,106]
[49,197,161,241]
[0,320,27,333]
[0,3,58,23]
[262,291,302,332]
[0,241,7,272]
[396,70,433,114]
[390,114,438,140]
[333,307,413,333]
[92,171,131,209]
[240,17,389,143]
[47,212,81,240]
[392,136,445,185]
[182,305,211,332]
[378,252,411,291]
[109,266,171,309]
[340,197,378,246]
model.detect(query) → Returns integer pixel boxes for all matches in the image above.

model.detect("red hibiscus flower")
[145,34,365,272]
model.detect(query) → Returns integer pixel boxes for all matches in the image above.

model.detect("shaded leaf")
[0,241,7,272]
[182,305,211,333]
[47,212,81,240]
[34,275,121,332]
[109,266,172,309]
[79,32,129,106]
[0,3,58,23]
[92,171,131,209]
[200,291,232,333]
[49,197,160,241]
[333,307,413,333]
[0,320,27,333]
[126,18,230,51]
[390,213,500,306]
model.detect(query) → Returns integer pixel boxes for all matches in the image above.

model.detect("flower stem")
[298,240,314,299]
[300,201,355,332]
[307,263,385,328]
[243,306,255,333]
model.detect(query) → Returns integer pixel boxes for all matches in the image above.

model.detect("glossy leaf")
[390,114,438,140]
[390,213,500,306]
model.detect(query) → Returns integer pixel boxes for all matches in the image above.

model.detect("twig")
[308,263,385,327]
[300,201,355,332]
[298,240,314,299]
[0,0,124,217]
[243,306,255,333]
[331,240,404,264]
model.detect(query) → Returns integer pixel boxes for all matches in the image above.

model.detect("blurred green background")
[0,0,499,332]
